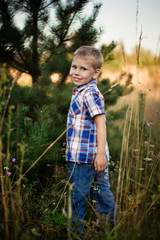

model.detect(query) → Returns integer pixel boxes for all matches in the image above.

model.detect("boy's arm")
[94,114,107,172]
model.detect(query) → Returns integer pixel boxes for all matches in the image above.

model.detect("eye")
[72,65,77,69]
[81,67,87,71]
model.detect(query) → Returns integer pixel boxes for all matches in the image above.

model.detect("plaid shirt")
[66,79,109,163]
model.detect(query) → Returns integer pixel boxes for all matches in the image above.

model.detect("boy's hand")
[94,154,107,172]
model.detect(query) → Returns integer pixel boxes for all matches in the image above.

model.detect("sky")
[14,0,160,55]
[88,0,160,55]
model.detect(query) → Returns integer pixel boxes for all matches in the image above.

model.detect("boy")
[66,46,115,233]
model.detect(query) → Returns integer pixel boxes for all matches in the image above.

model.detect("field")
[0,49,160,240]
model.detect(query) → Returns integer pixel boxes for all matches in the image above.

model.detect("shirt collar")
[73,79,97,93]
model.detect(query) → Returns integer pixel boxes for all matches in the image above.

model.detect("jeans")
[68,162,115,233]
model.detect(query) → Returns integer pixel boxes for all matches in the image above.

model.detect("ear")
[93,68,101,79]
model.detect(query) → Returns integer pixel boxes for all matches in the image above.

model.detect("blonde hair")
[73,46,103,69]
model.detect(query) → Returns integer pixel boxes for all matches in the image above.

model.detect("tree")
[0,0,103,84]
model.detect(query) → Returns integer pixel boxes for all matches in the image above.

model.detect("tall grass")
[115,93,160,230]
[0,106,26,239]
[1,76,159,240]
[112,24,160,234]
[0,32,160,239]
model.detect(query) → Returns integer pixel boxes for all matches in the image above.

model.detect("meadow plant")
[0,71,26,240]
[113,37,160,234]
[0,54,160,240]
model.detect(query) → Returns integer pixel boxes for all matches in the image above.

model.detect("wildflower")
[7,172,12,177]
[151,202,156,206]
[147,122,153,127]
[12,157,16,162]
[53,202,56,205]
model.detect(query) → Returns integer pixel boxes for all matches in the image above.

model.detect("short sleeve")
[84,88,105,118]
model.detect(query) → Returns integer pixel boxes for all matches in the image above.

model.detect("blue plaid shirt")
[66,79,109,163]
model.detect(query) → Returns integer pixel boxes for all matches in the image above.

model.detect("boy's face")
[69,56,100,86]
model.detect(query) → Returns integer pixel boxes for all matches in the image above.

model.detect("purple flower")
[151,202,156,206]
[12,158,16,163]
[147,122,153,127]
[7,172,12,177]
[53,202,56,205]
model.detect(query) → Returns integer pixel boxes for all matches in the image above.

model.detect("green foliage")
[101,42,117,63]
[0,61,134,182]
[0,58,160,240]
[0,0,104,84]
[70,3,102,51]
[103,50,123,71]
[0,64,10,113]
[107,112,123,161]
[97,72,133,107]
[4,85,71,180]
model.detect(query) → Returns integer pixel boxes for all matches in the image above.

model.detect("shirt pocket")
[71,99,82,115]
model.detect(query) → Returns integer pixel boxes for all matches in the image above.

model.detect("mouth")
[72,77,82,81]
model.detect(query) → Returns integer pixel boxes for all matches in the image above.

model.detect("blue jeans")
[68,162,115,232]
